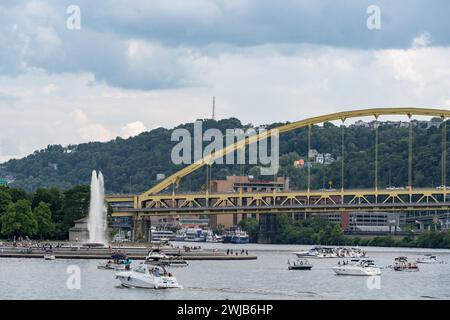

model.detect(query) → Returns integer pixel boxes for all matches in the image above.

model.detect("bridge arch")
[140,107,450,201]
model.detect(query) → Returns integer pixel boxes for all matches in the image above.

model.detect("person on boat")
[245,250,248,255]
[227,249,230,255]
[337,261,341,266]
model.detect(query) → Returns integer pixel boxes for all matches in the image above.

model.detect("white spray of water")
[87,170,108,244]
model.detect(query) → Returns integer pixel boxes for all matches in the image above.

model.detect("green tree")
[32,188,63,212]
[238,218,259,242]
[6,188,30,202]
[0,189,12,214]
[55,185,90,239]
[0,200,37,238]
[212,223,225,235]
[0,189,13,232]
[33,202,55,239]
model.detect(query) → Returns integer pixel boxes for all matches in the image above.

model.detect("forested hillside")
[1,118,449,194]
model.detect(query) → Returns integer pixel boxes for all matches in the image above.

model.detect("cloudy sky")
[1,0,450,162]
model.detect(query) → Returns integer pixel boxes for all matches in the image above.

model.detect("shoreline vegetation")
[238,215,450,249]
[0,185,97,240]
[1,118,449,194]
[1,185,449,249]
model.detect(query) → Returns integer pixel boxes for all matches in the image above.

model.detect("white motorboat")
[44,254,56,260]
[295,246,366,259]
[294,246,336,258]
[145,249,189,267]
[336,247,367,258]
[98,261,131,270]
[98,253,133,270]
[205,230,221,243]
[416,254,445,264]
[391,257,419,272]
[115,264,182,289]
[333,258,382,276]
[293,249,318,258]
[146,248,170,260]
[288,258,313,270]
[164,258,189,267]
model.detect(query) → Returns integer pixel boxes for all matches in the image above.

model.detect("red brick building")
[209,175,290,229]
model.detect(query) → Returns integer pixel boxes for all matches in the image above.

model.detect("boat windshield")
[347,259,375,266]
[134,265,146,274]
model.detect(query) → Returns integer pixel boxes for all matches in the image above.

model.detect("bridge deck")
[107,188,450,216]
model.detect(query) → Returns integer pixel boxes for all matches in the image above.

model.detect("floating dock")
[0,246,257,261]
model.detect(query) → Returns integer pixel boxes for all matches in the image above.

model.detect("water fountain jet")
[86,170,108,247]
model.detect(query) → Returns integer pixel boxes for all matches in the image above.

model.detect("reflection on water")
[0,243,449,300]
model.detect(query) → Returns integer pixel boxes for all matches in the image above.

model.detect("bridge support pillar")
[258,214,277,243]
[132,216,152,242]
[132,216,141,241]
[415,220,424,232]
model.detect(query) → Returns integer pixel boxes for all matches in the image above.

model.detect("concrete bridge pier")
[258,214,277,243]
[415,220,424,232]
[132,216,152,242]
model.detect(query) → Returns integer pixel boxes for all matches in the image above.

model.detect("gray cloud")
[76,0,450,48]
[1,1,450,90]
[0,1,450,163]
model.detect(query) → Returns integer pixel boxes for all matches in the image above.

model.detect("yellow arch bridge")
[107,107,450,234]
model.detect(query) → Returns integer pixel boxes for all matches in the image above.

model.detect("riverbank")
[0,245,257,260]
[239,216,450,249]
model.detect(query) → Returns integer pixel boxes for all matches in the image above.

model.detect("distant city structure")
[307,149,335,165]
[352,118,442,129]
[0,175,14,186]
[211,175,289,193]
[293,159,305,168]
[315,211,403,234]
[209,175,290,229]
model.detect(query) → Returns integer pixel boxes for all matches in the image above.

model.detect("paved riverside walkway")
[0,246,257,260]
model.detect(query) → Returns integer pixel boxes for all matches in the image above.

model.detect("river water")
[1,243,449,300]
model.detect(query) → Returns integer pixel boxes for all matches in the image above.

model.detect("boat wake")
[186,286,320,298]
[420,295,439,299]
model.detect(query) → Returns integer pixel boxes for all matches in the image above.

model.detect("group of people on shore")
[5,240,63,250]
[226,249,249,256]
[180,245,202,252]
